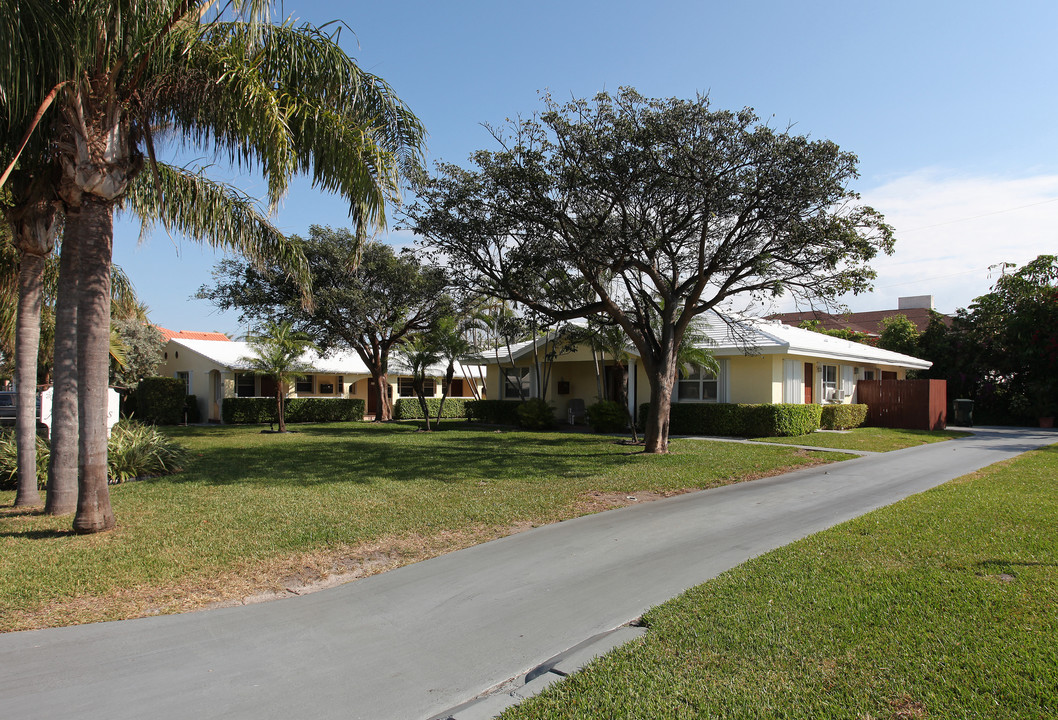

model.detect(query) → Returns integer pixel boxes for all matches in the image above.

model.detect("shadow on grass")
[170,423,641,488]
[0,527,73,540]
[977,558,1057,573]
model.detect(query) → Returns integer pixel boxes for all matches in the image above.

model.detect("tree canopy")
[409,88,893,451]
[199,226,449,421]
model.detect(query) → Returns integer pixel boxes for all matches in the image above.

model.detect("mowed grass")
[0,422,841,632]
[503,443,1058,720]
[752,426,971,452]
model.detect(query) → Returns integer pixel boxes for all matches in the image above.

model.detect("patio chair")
[567,398,587,425]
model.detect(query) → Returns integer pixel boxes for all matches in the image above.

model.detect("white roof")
[474,311,931,370]
[169,338,484,378]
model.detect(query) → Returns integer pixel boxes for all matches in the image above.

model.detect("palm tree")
[398,335,442,432]
[430,313,473,425]
[242,321,316,433]
[1,2,425,532]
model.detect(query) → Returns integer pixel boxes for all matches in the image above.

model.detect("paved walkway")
[0,427,1053,720]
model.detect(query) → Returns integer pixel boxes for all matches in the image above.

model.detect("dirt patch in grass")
[889,695,928,718]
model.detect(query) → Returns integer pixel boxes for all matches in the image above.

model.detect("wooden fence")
[856,379,947,431]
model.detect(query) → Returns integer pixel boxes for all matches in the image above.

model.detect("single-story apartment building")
[157,336,484,422]
[473,312,933,422]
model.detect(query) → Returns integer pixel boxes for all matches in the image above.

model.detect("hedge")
[465,400,523,426]
[222,397,365,425]
[135,377,187,425]
[393,397,470,420]
[586,401,628,433]
[820,403,868,430]
[638,402,822,437]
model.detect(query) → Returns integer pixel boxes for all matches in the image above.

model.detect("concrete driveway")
[0,426,1053,719]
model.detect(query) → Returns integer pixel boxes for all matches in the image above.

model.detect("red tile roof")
[156,326,231,342]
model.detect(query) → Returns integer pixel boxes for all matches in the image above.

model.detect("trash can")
[953,398,974,427]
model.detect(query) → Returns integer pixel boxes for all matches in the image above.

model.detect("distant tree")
[109,318,164,389]
[242,321,316,433]
[877,314,921,358]
[797,319,876,345]
[199,228,449,421]
[429,311,476,425]
[410,89,892,452]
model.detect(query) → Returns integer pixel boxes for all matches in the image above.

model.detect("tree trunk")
[73,195,115,534]
[276,384,286,433]
[642,373,674,453]
[371,370,391,421]
[46,215,81,515]
[435,362,455,425]
[13,250,45,507]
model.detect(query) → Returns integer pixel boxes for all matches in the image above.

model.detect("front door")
[804,363,814,404]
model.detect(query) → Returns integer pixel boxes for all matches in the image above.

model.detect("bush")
[820,403,868,430]
[586,401,628,433]
[393,397,470,420]
[0,429,48,490]
[184,395,201,424]
[517,398,556,430]
[638,402,822,437]
[0,422,189,488]
[107,420,189,483]
[221,397,365,425]
[466,400,523,426]
[135,377,187,425]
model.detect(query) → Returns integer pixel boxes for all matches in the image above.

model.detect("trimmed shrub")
[221,397,365,425]
[135,377,187,425]
[820,403,868,430]
[184,395,201,424]
[466,400,523,426]
[638,402,821,437]
[517,398,556,430]
[107,420,189,483]
[393,397,470,420]
[586,401,628,433]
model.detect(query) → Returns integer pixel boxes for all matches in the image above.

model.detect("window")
[863,370,876,381]
[295,375,314,394]
[676,364,718,402]
[821,364,838,402]
[175,371,190,395]
[399,377,435,397]
[319,383,335,394]
[235,373,256,398]
[502,367,530,400]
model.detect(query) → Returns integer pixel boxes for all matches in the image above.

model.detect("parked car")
[0,390,41,425]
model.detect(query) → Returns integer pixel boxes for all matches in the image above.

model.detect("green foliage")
[184,395,201,424]
[465,400,523,426]
[393,398,469,420]
[878,314,922,357]
[107,421,189,484]
[820,404,868,430]
[585,401,628,433]
[0,430,48,490]
[516,398,556,430]
[1,421,188,489]
[639,403,821,437]
[109,319,165,388]
[221,397,365,425]
[135,377,188,425]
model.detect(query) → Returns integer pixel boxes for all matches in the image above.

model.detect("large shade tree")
[1,1,425,531]
[199,228,449,422]
[410,89,893,452]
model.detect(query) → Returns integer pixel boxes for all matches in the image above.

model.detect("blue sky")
[116,0,1058,335]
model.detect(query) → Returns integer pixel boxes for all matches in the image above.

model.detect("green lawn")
[0,422,841,632]
[503,443,1058,720]
[751,426,972,452]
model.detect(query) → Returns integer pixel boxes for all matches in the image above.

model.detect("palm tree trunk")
[13,249,45,507]
[436,362,455,425]
[73,195,115,533]
[276,385,286,433]
[46,215,80,515]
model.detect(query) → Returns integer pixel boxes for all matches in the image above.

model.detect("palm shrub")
[0,430,49,491]
[106,420,188,483]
